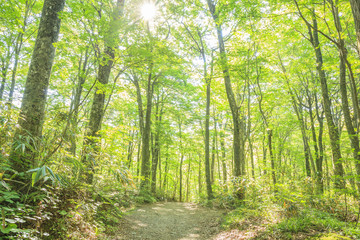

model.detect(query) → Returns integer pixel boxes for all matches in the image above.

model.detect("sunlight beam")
[141,2,156,21]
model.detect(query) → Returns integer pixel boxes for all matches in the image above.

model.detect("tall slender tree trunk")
[151,98,163,193]
[186,157,191,202]
[315,95,324,193]
[8,33,24,104]
[210,120,216,184]
[0,55,10,101]
[8,1,32,104]
[127,130,135,169]
[82,0,125,184]
[10,0,65,176]
[309,15,345,189]
[163,154,169,194]
[82,47,114,183]
[350,0,360,55]
[247,83,255,178]
[330,0,360,193]
[206,0,245,200]
[294,0,345,190]
[69,49,90,155]
[268,129,277,192]
[219,122,228,186]
[136,137,141,183]
[158,149,162,190]
[198,152,203,196]
[203,50,214,200]
[179,121,184,202]
[140,71,155,191]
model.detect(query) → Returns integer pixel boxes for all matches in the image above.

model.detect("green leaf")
[58,210,68,216]
[0,180,10,190]
[46,166,56,181]
[1,223,17,234]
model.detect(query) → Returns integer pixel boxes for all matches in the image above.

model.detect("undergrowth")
[0,162,137,239]
[216,181,360,240]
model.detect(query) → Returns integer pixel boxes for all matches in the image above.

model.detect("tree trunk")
[309,16,345,189]
[158,148,162,190]
[82,46,114,184]
[315,95,324,193]
[8,33,23,104]
[140,71,155,192]
[210,121,216,184]
[179,121,184,202]
[82,0,125,184]
[204,52,214,200]
[163,154,169,194]
[350,0,360,55]
[0,57,10,101]
[151,98,163,193]
[206,0,245,200]
[261,135,267,176]
[219,122,228,185]
[186,157,191,202]
[330,0,360,193]
[268,129,277,192]
[136,136,141,182]
[8,1,32,104]
[127,130,135,169]
[198,152,203,196]
[69,49,90,155]
[10,0,65,175]
[247,81,255,178]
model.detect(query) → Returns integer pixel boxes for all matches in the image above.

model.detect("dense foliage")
[1,0,360,239]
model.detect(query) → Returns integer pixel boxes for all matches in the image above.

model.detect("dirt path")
[114,202,226,240]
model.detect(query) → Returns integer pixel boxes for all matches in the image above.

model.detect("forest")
[1,0,360,239]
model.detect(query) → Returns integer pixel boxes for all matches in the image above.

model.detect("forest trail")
[114,202,227,240]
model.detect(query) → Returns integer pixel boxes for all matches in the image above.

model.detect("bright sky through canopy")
[141,2,156,21]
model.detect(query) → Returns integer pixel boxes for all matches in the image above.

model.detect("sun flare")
[141,3,156,21]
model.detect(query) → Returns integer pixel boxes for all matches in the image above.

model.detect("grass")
[220,197,359,239]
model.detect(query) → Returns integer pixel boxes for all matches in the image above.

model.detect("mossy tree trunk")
[10,0,65,176]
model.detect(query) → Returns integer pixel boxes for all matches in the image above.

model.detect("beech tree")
[10,0,65,176]
[206,0,246,200]
[82,0,125,184]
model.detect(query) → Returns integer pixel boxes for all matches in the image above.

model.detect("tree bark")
[186,156,191,202]
[140,70,155,192]
[315,94,324,193]
[350,0,360,55]
[82,0,125,184]
[202,45,214,200]
[178,121,184,202]
[268,129,277,191]
[69,49,90,155]
[206,0,245,200]
[309,15,345,189]
[210,120,216,184]
[151,97,163,193]
[10,0,65,175]
[330,0,360,193]
[8,33,23,103]
[219,122,228,185]
[8,0,32,104]
[0,52,10,101]
[306,88,324,193]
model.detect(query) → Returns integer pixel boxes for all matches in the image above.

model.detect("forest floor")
[109,201,352,240]
[112,201,237,240]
